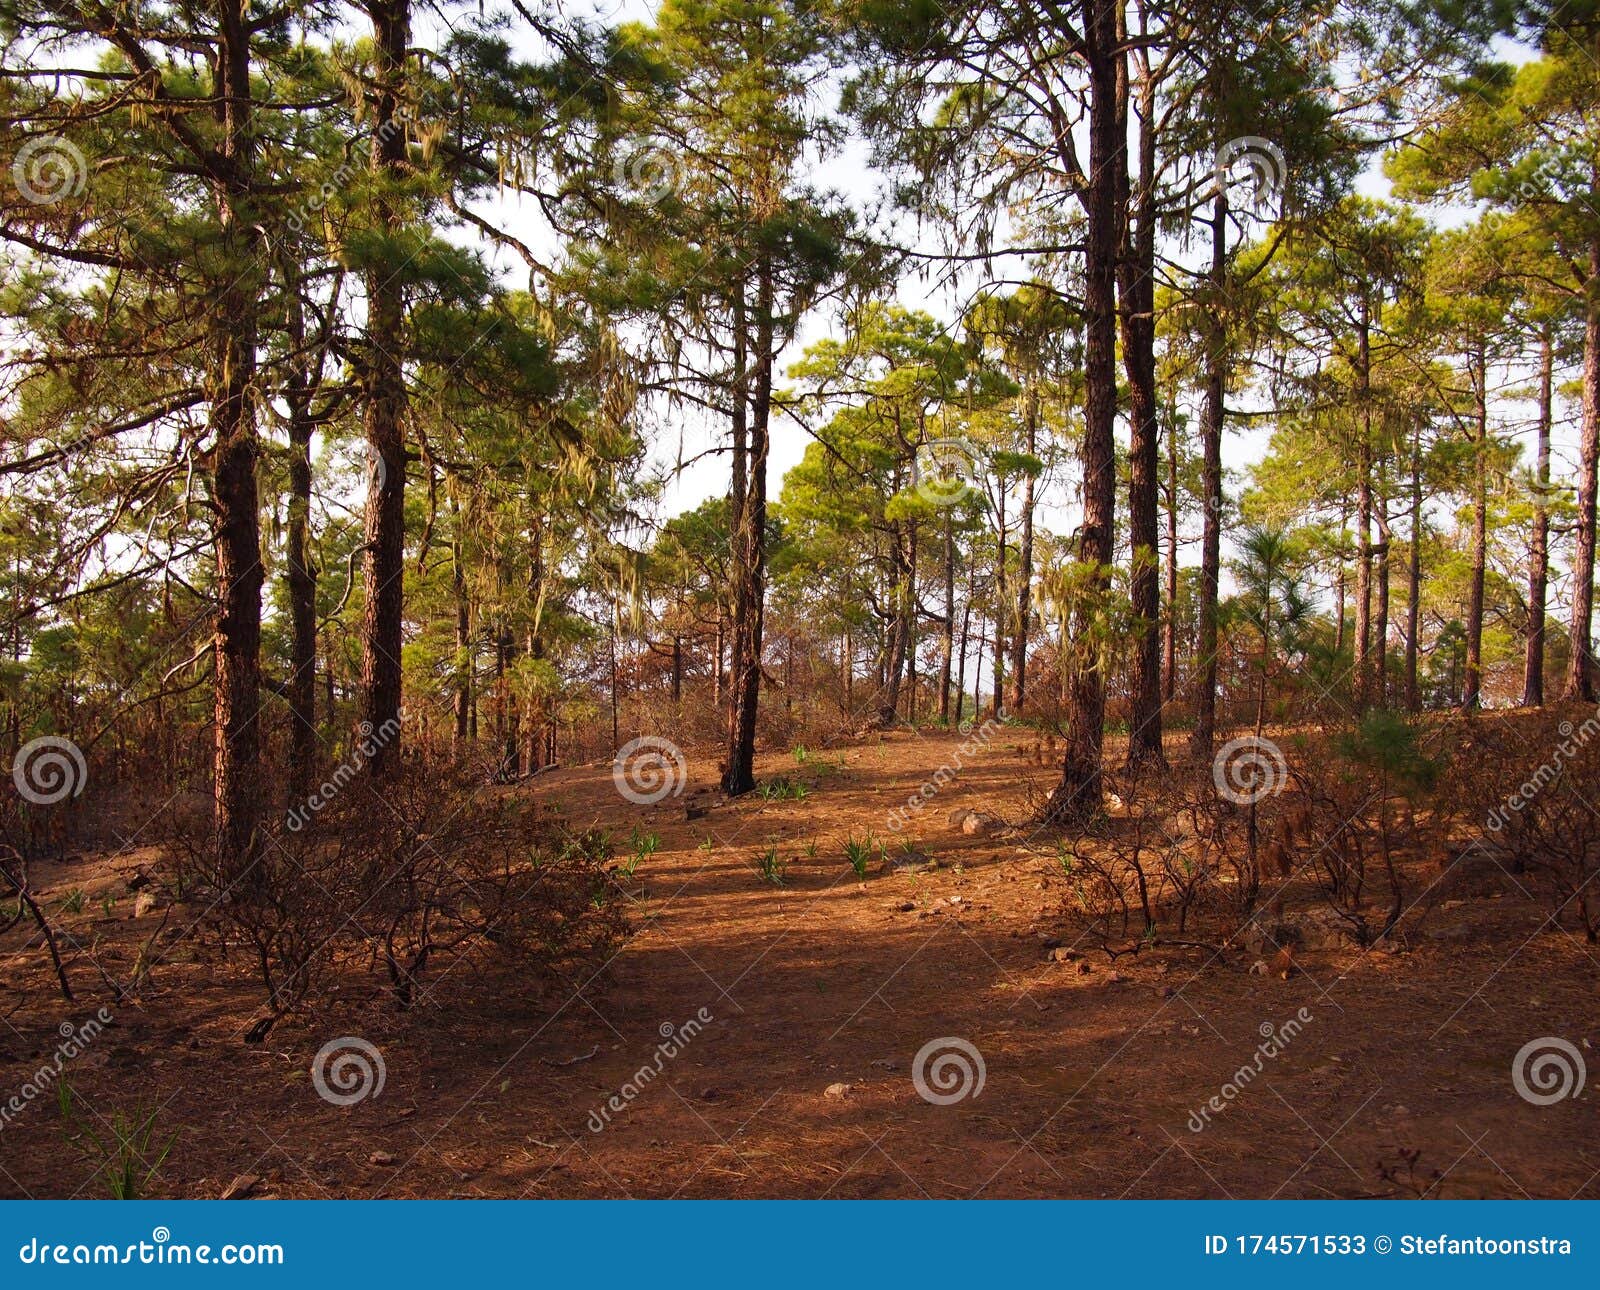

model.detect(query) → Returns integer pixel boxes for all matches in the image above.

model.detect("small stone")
[220,1173,261,1200]
[1050,947,1081,963]
[132,891,165,919]
[824,1082,852,1100]
[895,901,915,913]
[368,1151,396,1167]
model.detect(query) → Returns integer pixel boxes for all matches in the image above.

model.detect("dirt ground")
[1,726,1596,1199]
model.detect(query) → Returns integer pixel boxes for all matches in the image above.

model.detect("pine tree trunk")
[1163,414,1178,703]
[283,293,319,802]
[939,514,955,722]
[1048,0,1118,821]
[1463,346,1488,711]
[1354,300,1373,705]
[722,264,772,794]
[211,0,264,882]
[1189,185,1227,764]
[991,487,1006,718]
[1525,327,1553,707]
[1008,390,1036,716]
[1374,448,1391,709]
[1406,438,1423,713]
[452,534,470,749]
[1566,262,1598,703]
[1119,51,1163,767]
[359,0,410,774]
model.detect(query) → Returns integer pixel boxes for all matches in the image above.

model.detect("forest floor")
[1,724,1597,1199]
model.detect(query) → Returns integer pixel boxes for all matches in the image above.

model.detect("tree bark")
[1163,409,1179,703]
[1463,345,1488,711]
[1353,298,1373,706]
[1405,435,1422,713]
[1008,388,1038,716]
[1567,258,1598,703]
[939,513,955,721]
[1119,44,1163,767]
[1189,184,1227,763]
[359,0,410,774]
[283,287,319,802]
[722,263,773,794]
[211,0,264,882]
[1525,326,1553,707]
[1048,0,1119,821]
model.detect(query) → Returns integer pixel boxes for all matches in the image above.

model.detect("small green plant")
[59,888,84,915]
[803,835,819,860]
[843,832,876,880]
[59,1085,177,1200]
[100,892,116,918]
[756,776,808,801]
[791,744,809,765]
[619,827,659,878]
[697,835,715,853]
[756,846,785,886]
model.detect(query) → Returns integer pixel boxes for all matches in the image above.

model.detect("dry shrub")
[1437,708,1600,943]
[165,761,629,1038]
[1052,764,1263,948]
[1275,712,1436,943]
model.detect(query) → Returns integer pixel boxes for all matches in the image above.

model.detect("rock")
[220,1173,261,1200]
[1243,908,1364,954]
[1050,947,1081,963]
[824,1082,852,1100]
[961,811,1004,837]
[368,1151,396,1167]
[947,807,972,827]
[895,901,915,913]
[1425,923,1473,943]
[132,891,167,919]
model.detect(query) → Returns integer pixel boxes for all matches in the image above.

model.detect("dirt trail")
[1,729,1595,1198]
